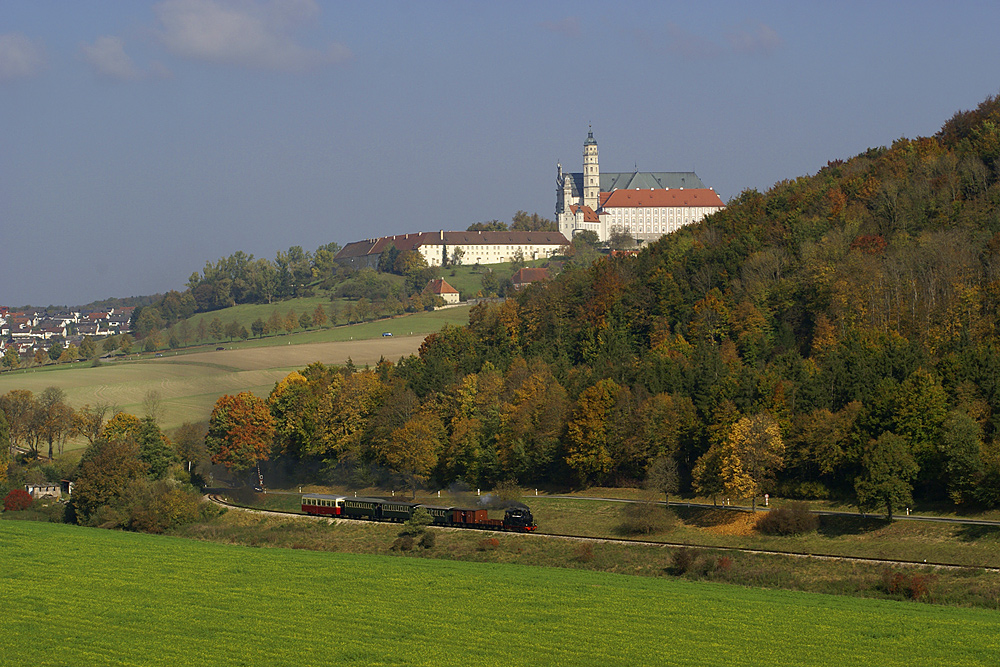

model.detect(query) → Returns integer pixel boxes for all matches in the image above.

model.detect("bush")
[390,535,414,551]
[478,537,500,551]
[618,500,669,535]
[882,570,931,600]
[670,547,696,575]
[399,508,433,537]
[3,489,33,512]
[715,555,733,572]
[755,502,819,536]
[418,531,436,549]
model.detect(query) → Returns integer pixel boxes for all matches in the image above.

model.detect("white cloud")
[80,36,174,81]
[727,21,782,56]
[154,0,352,71]
[80,36,143,80]
[0,33,46,81]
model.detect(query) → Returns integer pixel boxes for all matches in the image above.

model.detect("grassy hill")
[4,520,1000,666]
[0,307,470,438]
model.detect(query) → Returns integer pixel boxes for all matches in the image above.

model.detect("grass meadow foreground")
[3,521,1000,666]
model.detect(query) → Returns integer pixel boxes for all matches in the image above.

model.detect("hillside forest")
[7,96,1000,528]
[246,95,1000,517]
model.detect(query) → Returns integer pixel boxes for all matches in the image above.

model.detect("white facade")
[556,131,724,243]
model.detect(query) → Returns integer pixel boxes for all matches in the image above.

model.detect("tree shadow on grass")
[674,506,748,528]
[956,524,1000,542]
[816,514,890,537]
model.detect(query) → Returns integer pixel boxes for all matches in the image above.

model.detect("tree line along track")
[205,494,1000,573]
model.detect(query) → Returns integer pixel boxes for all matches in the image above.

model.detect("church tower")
[583,128,600,211]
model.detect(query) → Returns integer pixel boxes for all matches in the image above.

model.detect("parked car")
[382,332,393,337]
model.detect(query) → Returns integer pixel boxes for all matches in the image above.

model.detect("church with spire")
[556,129,724,243]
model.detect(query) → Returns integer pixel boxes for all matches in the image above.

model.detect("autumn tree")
[173,421,208,473]
[374,410,444,498]
[312,304,327,328]
[72,438,149,527]
[206,392,276,474]
[101,412,143,444]
[209,317,224,341]
[720,412,785,511]
[37,386,73,459]
[0,410,10,483]
[79,336,97,359]
[0,390,38,456]
[268,309,283,335]
[269,370,325,459]
[2,347,19,369]
[565,379,621,486]
[492,359,567,483]
[646,455,679,505]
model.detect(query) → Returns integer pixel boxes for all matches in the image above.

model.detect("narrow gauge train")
[301,494,537,532]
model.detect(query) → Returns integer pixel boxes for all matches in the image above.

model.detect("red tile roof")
[512,267,549,285]
[569,205,600,222]
[601,188,724,208]
[424,278,459,295]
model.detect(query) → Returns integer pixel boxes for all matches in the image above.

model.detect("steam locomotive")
[301,494,537,532]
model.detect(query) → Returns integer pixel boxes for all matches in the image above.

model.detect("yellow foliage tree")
[377,410,444,498]
[720,412,785,511]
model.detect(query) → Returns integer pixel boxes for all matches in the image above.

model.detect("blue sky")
[2,0,999,307]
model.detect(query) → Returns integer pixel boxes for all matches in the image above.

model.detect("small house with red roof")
[512,267,550,290]
[423,278,461,305]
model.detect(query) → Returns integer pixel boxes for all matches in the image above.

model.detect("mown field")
[3,520,1000,666]
[0,307,469,437]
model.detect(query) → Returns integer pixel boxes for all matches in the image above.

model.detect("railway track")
[205,494,1000,573]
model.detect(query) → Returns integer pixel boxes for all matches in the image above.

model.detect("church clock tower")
[583,128,600,211]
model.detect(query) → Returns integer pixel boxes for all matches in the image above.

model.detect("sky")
[2,1,999,307]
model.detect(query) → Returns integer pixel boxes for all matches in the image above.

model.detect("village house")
[424,278,461,305]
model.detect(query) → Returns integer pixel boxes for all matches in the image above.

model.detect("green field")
[3,521,1000,666]
[0,307,469,436]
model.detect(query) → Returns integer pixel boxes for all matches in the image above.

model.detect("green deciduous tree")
[2,347,19,369]
[136,416,176,480]
[940,411,985,504]
[251,317,265,338]
[854,431,918,520]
